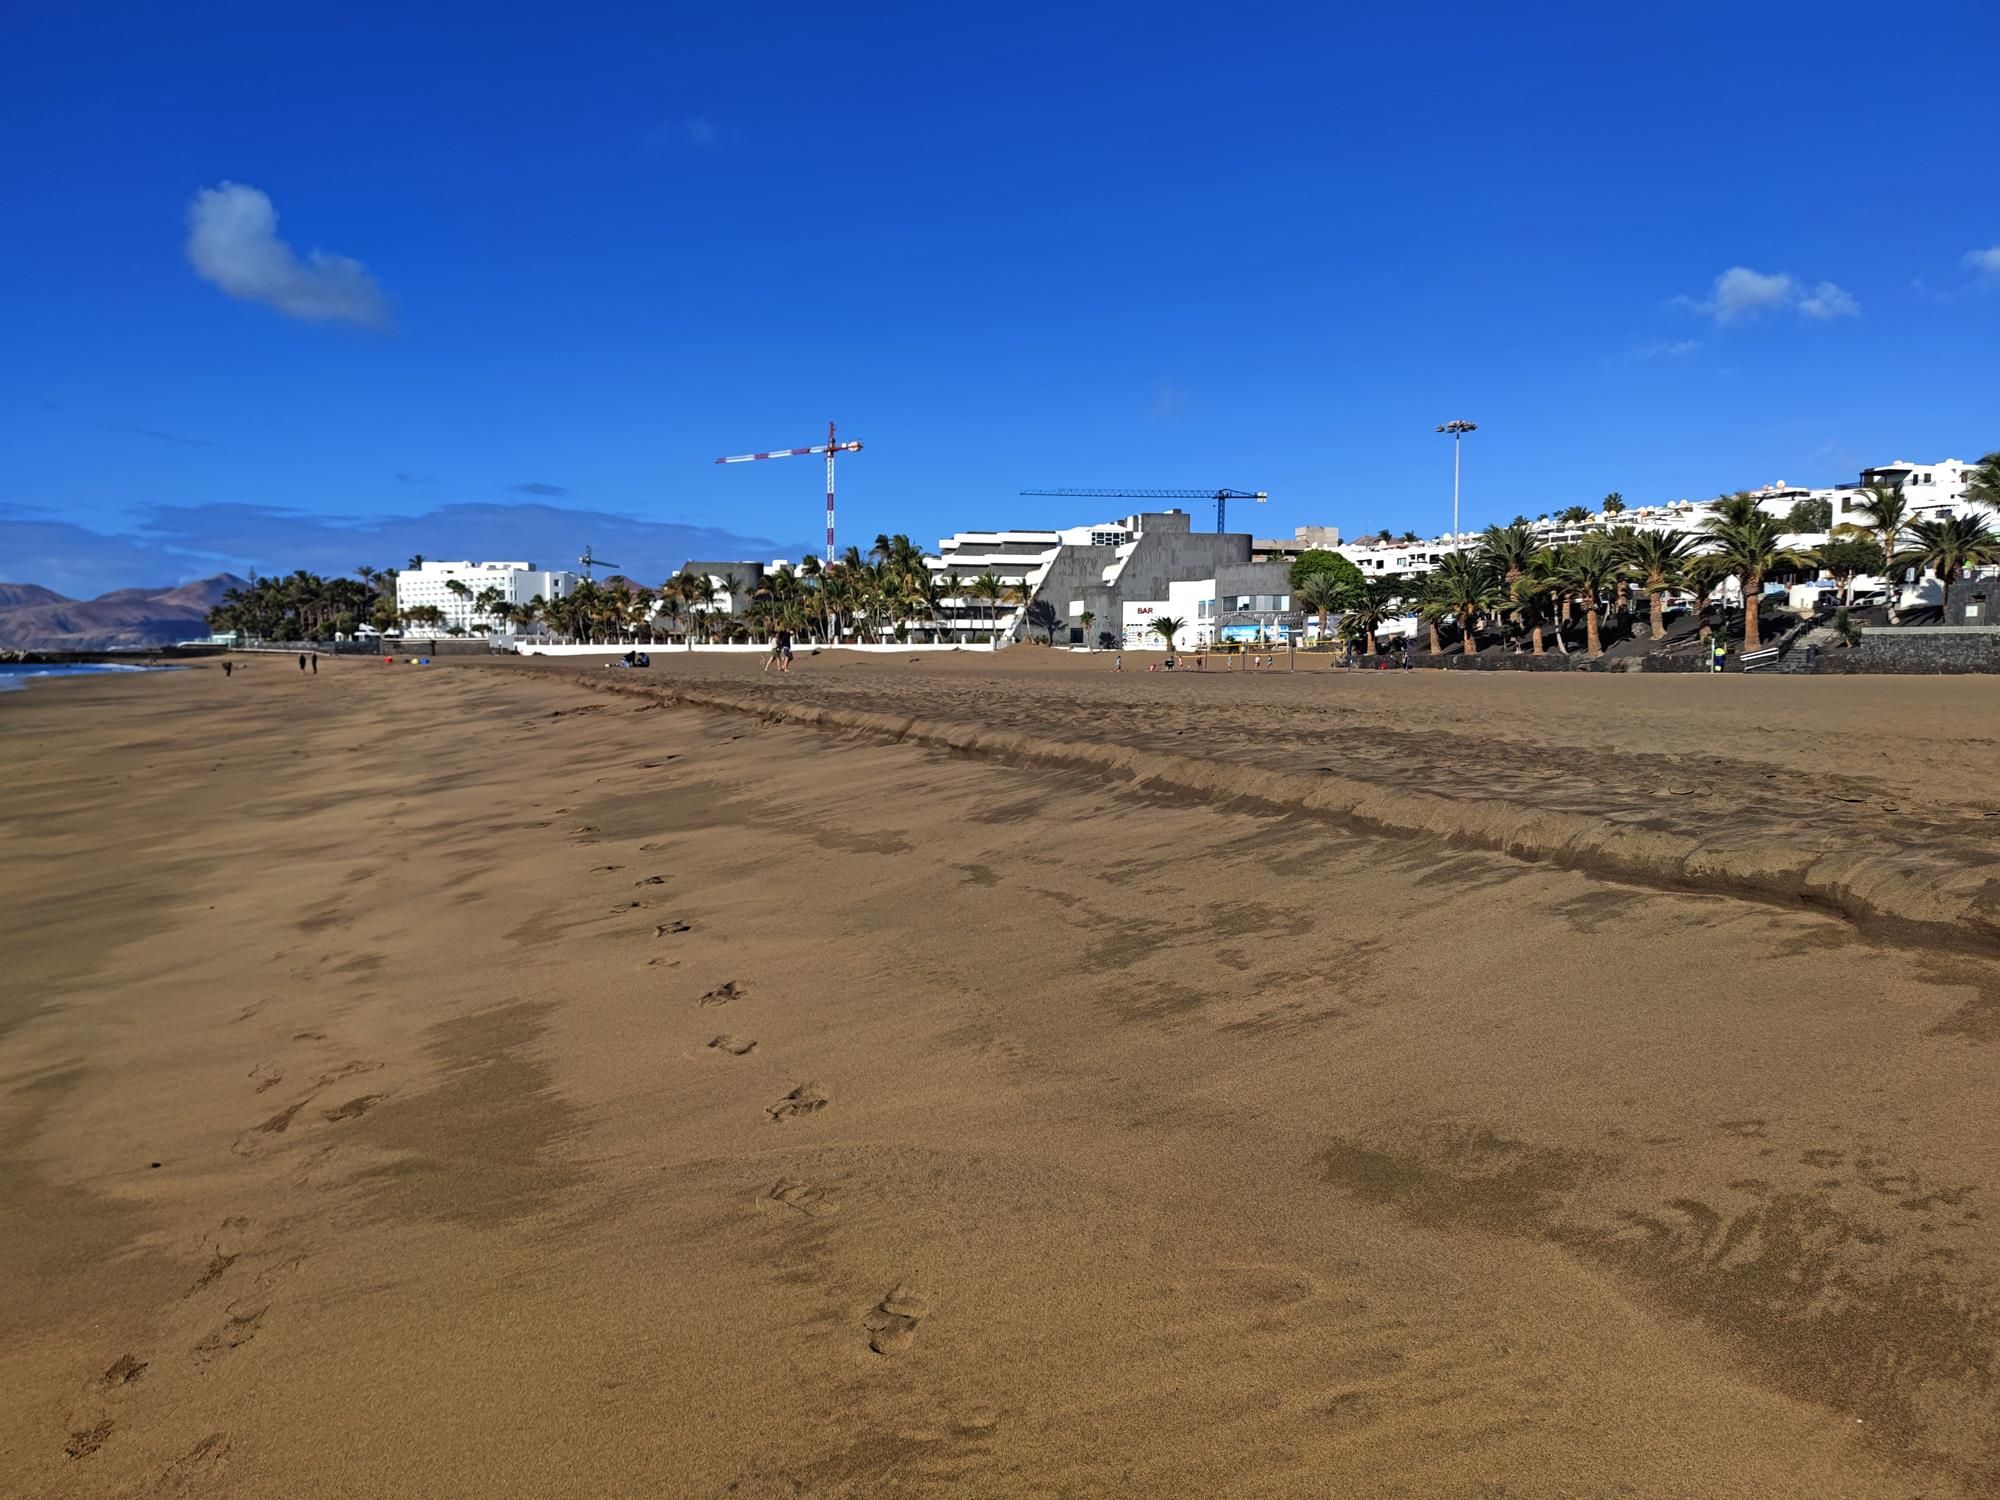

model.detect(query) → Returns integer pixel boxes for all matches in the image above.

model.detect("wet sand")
[3,656,1997,1497]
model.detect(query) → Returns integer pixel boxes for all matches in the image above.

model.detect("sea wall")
[1811,626,2000,675]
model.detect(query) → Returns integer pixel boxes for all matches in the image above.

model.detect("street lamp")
[1436,420,1477,542]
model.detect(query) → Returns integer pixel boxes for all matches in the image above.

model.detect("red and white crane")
[714,421,864,565]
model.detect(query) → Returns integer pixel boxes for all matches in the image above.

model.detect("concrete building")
[1252,525,1343,563]
[927,509,1297,650]
[395,560,579,635]
[1837,459,1992,530]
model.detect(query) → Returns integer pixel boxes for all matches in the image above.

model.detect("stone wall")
[1810,626,2000,674]
[1407,652,1586,672]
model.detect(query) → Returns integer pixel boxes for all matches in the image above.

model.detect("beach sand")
[3,654,1997,1497]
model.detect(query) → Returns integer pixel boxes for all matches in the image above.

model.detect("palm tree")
[1842,484,1911,610]
[1553,535,1625,658]
[1965,452,2000,512]
[1477,524,1538,588]
[1148,616,1185,655]
[1892,514,2000,610]
[1295,572,1349,644]
[1702,494,1807,652]
[471,585,507,634]
[675,571,717,647]
[1617,528,1699,641]
[1603,492,1626,515]
[1415,597,1450,656]
[1682,554,1730,622]
[1427,552,1503,656]
[1079,609,1096,649]
[967,573,1004,645]
[1510,569,1559,655]
[1340,579,1400,658]
[1000,580,1032,643]
[442,577,472,634]
[1477,522,1538,640]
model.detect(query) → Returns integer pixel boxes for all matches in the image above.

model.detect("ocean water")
[0,661,172,693]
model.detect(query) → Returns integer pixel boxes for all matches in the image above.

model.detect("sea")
[0,661,175,693]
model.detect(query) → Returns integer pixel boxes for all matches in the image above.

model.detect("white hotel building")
[395,560,580,635]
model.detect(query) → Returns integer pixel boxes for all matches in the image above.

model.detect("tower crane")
[577,546,619,581]
[715,422,864,564]
[1019,487,1268,534]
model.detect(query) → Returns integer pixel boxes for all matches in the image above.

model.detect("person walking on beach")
[764,627,794,674]
[223,660,234,679]
[297,653,307,673]
[310,652,318,675]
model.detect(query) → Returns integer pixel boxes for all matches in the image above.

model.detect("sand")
[2,653,1997,1497]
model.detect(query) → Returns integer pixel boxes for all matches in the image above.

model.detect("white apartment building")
[925,517,1141,641]
[1835,459,1991,530]
[395,560,579,635]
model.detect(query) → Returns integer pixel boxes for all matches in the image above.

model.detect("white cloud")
[1966,246,2000,281]
[1678,265,1858,323]
[1635,338,1701,360]
[185,183,390,327]
[1798,280,1858,319]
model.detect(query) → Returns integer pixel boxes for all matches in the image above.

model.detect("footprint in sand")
[591,863,626,874]
[322,1094,384,1122]
[103,1354,147,1386]
[767,1177,838,1217]
[610,899,651,913]
[255,1102,304,1136]
[186,1251,238,1296]
[657,920,693,937]
[633,874,666,886]
[65,1418,114,1460]
[192,1305,265,1362]
[863,1283,931,1355]
[153,1432,231,1494]
[312,1060,383,1089]
[766,1082,829,1122]
[708,1035,757,1056]
[700,979,741,1005]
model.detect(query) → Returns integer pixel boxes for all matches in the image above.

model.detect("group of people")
[763,629,795,673]
[221,652,318,680]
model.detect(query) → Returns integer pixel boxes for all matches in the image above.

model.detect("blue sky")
[3,0,1996,595]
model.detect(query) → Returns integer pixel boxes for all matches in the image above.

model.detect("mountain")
[0,575,248,652]
[0,583,71,609]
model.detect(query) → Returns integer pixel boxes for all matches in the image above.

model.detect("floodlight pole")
[1437,420,1478,544]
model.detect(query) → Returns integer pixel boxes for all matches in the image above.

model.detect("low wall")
[1406,652,1583,672]
[513,641,999,657]
[1811,626,2000,675]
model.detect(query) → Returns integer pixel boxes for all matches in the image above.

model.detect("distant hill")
[0,574,248,652]
[0,583,71,609]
